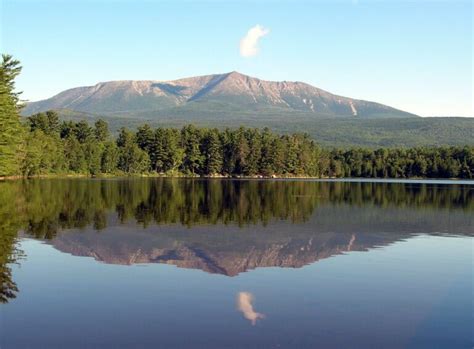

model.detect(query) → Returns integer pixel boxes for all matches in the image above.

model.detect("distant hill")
[24,71,416,118]
[46,110,473,148]
[22,71,474,147]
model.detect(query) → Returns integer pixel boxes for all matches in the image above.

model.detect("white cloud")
[239,25,270,58]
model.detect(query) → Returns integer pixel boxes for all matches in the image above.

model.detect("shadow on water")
[0,178,473,303]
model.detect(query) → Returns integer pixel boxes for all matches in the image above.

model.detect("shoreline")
[1,173,472,183]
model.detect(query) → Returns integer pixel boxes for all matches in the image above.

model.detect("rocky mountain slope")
[24,71,416,118]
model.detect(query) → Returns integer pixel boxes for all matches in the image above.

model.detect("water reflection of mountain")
[1,178,473,302]
[47,227,403,276]
[45,203,473,276]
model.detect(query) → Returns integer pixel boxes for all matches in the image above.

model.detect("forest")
[1,55,473,179]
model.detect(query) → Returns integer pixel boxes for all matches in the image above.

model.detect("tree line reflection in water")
[1,178,473,303]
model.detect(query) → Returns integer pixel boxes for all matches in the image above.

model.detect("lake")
[1,178,473,348]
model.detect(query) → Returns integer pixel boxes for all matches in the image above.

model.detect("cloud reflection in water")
[236,292,265,325]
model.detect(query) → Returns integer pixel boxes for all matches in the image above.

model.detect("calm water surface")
[0,178,473,348]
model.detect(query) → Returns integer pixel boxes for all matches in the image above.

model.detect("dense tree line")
[1,55,473,179]
[12,115,473,179]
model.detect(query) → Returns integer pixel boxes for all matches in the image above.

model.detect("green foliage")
[63,135,87,173]
[202,129,223,175]
[136,124,154,152]
[0,55,24,176]
[40,108,474,148]
[3,113,473,178]
[94,119,109,142]
[74,120,92,143]
[84,140,104,175]
[28,110,60,135]
[101,141,119,173]
[181,124,204,175]
[22,130,65,176]
[117,128,150,173]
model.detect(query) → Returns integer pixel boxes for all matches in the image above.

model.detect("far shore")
[1,173,472,183]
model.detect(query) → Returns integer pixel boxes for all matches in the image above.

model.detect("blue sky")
[1,0,472,116]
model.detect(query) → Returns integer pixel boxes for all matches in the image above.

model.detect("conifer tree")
[181,125,203,175]
[203,129,223,175]
[94,119,109,142]
[0,55,24,176]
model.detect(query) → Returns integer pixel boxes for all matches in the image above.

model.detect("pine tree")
[136,124,155,169]
[136,124,154,151]
[0,55,24,176]
[28,112,50,133]
[245,129,262,176]
[64,135,87,173]
[153,128,167,172]
[234,127,249,175]
[283,135,298,175]
[203,129,223,175]
[181,125,203,175]
[163,129,183,172]
[259,128,275,176]
[221,129,236,175]
[84,139,103,175]
[74,120,92,143]
[45,111,60,135]
[117,128,150,173]
[94,119,109,142]
[101,140,119,173]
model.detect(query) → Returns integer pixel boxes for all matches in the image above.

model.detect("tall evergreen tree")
[74,120,92,143]
[234,127,250,175]
[0,55,24,176]
[64,135,87,173]
[181,125,203,175]
[245,129,262,176]
[202,129,223,175]
[101,140,119,173]
[117,128,150,173]
[163,129,184,173]
[94,119,109,142]
[259,128,275,176]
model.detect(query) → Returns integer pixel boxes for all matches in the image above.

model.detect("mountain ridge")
[23,71,474,147]
[23,71,417,118]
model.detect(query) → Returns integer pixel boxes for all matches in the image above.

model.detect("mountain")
[23,71,474,147]
[24,71,416,119]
